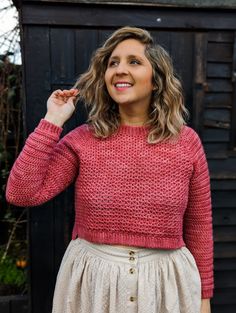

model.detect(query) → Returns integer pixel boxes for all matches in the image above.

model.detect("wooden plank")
[192,32,207,134]
[214,270,236,288]
[211,179,236,190]
[211,171,233,181]
[204,114,231,129]
[28,205,55,313]
[229,32,236,150]
[212,288,236,304]
[214,258,236,271]
[52,186,75,274]
[10,296,28,313]
[211,190,236,208]
[98,29,115,46]
[207,63,232,78]
[204,143,228,159]
[23,26,54,313]
[209,159,236,174]
[213,226,236,242]
[204,93,232,108]
[203,120,230,130]
[214,243,236,258]
[204,108,231,123]
[207,79,233,92]
[0,301,10,313]
[50,28,76,84]
[213,208,236,226]
[150,30,198,116]
[63,186,76,245]
[202,129,230,142]
[211,172,236,179]
[208,31,234,43]
[207,43,233,62]
[211,304,236,313]
[169,31,193,118]
[18,0,236,10]
[21,4,236,30]
[75,29,98,75]
[23,26,51,133]
[151,31,194,120]
[150,30,171,52]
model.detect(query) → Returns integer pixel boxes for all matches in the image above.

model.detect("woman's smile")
[113,81,133,91]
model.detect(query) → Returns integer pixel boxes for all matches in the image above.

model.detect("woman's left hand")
[201,299,211,313]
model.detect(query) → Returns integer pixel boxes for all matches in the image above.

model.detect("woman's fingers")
[62,89,79,96]
[53,88,79,98]
[50,89,79,106]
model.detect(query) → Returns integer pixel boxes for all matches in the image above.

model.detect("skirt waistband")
[76,237,188,265]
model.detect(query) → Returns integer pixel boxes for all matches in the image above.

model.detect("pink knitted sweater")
[6,119,214,298]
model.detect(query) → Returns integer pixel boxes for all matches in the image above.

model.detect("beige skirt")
[52,237,201,313]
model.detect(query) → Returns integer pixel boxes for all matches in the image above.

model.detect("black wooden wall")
[18,1,236,312]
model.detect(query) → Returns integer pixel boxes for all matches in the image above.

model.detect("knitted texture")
[6,119,214,298]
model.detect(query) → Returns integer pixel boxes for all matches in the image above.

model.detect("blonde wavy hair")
[73,26,188,143]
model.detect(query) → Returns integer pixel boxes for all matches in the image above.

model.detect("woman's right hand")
[44,88,79,127]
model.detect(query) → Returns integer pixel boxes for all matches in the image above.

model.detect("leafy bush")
[0,250,27,295]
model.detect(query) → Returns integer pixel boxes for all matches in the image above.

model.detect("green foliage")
[0,251,26,288]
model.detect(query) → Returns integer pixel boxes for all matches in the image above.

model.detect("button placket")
[127,250,138,307]
[128,251,137,265]
[128,253,136,276]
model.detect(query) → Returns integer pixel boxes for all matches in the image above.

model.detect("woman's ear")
[152,86,158,92]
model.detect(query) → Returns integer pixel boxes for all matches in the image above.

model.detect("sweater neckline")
[118,123,150,135]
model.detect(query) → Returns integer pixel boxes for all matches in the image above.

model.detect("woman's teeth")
[115,83,132,88]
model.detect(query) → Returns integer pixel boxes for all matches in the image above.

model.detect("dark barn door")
[19,3,236,313]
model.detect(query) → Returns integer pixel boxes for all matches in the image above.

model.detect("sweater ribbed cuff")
[37,119,63,136]
[202,289,213,299]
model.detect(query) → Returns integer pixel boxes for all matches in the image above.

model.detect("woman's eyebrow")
[128,55,145,62]
[109,54,145,61]
[108,56,119,61]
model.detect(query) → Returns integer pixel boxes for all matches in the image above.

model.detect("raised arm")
[6,89,80,207]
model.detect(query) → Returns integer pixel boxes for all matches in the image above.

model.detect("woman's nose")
[115,62,128,74]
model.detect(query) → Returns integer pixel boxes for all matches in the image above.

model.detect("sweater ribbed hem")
[73,226,214,299]
[72,226,185,249]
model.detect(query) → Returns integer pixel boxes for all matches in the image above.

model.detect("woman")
[6,26,213,313]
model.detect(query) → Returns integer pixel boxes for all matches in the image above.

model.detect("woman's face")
[105,39,154,110]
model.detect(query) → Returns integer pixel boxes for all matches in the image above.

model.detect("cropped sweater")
[6,119,214,298]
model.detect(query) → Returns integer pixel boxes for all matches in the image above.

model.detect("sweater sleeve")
[6,119,80,207]
[183,128,214,299]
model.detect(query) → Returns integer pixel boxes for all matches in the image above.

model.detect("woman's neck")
[120,116,148,126]
[119,107,148,126]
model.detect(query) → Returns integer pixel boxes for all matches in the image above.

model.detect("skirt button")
[129,268,135,274]
[130,296,135,302]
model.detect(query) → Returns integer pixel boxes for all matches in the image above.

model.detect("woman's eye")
[130,59,140,65]
[108,61,118,67]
